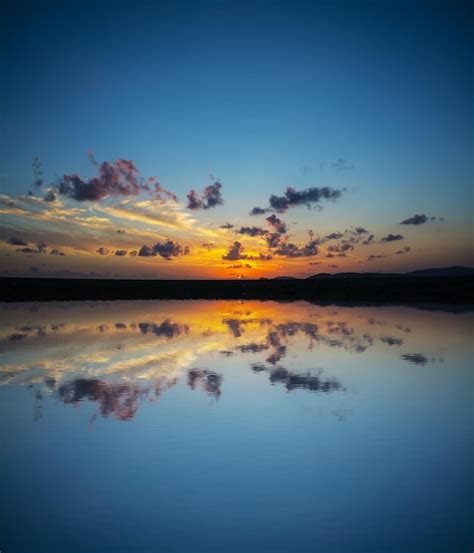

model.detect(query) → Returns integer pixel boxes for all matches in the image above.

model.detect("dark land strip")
[1,275,473,305]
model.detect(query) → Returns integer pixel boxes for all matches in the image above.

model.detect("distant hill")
[406,266,474,277]
[305,266,474,280]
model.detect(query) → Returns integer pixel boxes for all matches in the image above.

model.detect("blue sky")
[0,0,472,277]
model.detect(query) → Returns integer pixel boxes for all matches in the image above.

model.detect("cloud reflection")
[0,300,466,422]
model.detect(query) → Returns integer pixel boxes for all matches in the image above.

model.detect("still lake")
[0,300,472,553]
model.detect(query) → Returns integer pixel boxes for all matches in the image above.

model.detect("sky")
[0,0,472,279]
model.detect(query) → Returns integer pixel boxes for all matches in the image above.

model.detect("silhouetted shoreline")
[1,275,473,304]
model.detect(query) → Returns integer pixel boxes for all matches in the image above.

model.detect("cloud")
[32,157,44,188]
[115,250,128,256]
[362,234,375,245]
[380,233,404,243]
[14,241,47,254]
[50,249,66,256]
[331,158,354,171]
[97,247,109,255]
[222,241,246,261]
[265,214,287,234]
[396,246,411,255]
[43,190,56,202]
[400,353,428,366]
[249,206,269,215]
[266,232,283,248]
[237,226,268,237]
[353,226,368,235]
[186,181,223,210]
[367,254,385,261]
[325,232,343,241]
[400,213,444,225]
[268,186,345,213]
[327,242,354,256]
[274,238,319,258]
[16,247,40,254]
[400,213,428,225]
[138,239,190,260]
[7,236,28,246]
[56,156,177,202]
[220,222,234,229]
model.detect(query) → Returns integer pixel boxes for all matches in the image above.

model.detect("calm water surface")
[0,300,472,553]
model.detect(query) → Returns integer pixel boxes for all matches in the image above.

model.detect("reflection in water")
[0,300,468,422]
[252,364,345,393]
[400,352,430,365]
[0,302,462,421]
[0,300,472,553]
[187,369,223,398]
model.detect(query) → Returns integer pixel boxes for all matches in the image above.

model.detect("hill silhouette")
[1,267,473,303]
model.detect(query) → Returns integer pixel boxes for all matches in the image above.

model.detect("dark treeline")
[1,275,473,303]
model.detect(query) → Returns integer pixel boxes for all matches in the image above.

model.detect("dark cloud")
[116,229,126,234]
[115,250,128,256]
[56,156,177,202]
[362,234,375,245]
[396,246,411,255]
[220,222,234,229]
[353,227,368,235]
[327,242,354,256]
[15,247,39,254]
[138,320,188,339]
[32,156,44,188]
[43,189,56,202]
[138,240,190,260]
[269,186,345,213]
[97,247,109,255]
[186,181,223,210]
[274,238,319,258]
[400,213,428,225]
[222,241,246,261]
[325,232,343,241]
[367,254,385,261]
[15,242,47,254]
[400,353,428,366]
[50,249,66,256]
[237,226,268,237]
[249,206,269,215]
[266,232,283,248]
[380,336,404,346]
[399,214,444,225]
[266,214,287,234]
[227,263,252,269]
[7,236,28,246]
[380,233,404,243]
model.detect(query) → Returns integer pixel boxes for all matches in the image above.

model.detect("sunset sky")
[1,0,472,279]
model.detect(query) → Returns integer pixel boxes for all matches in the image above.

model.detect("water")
[0,300,472,553]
